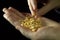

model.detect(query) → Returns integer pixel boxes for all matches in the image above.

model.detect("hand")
[28,0,60,16]
[3,7,60,40]
[3,0,60,40]
[38,0,60,15]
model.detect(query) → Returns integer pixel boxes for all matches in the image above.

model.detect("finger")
[3,8,10,14]
[38,0,60,16]
[3,8,26,32]
[8,7,25,18]
[30,0,37,10]
[27,0,37,17]
[30,0,38,17]
[3,8,23,24]
[3,8,27,30]
[3,13,22,31]
[3,7,24,20]
[38,3,52,16]
[3,14,15,25]
[27,0,34,15]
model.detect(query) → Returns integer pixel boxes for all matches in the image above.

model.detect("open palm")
[3,0,60,40]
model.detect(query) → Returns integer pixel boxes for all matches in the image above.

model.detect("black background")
[0,0,60,40]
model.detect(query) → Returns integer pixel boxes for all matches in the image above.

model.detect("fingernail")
[3,8,7,12]
[3,8,10,14]
[8,7,12,9]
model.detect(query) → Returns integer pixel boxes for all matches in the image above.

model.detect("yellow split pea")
[19,16,42,32]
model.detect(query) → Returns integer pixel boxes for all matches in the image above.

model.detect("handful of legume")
[19,16,42,32]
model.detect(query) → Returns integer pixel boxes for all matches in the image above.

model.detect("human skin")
[27,0,60,16]
[3,0,60,40]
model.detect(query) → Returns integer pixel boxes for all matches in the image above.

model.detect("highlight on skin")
[2,0,60,40]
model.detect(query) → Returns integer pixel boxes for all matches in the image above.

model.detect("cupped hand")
[3,0,60,40]
[3,7,60,40]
